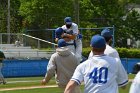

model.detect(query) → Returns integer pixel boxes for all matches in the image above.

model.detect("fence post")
[126,58,128,73]
[0,33,2,44]
[37,40,40,49]
[37,50,39,58]
[52,30,55,49]
[112,25,115,47]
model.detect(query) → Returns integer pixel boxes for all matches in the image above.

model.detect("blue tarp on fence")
[121,58,140,73]
[2,59,49,77]
[1,58,140,77]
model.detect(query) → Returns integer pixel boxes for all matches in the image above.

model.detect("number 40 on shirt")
[89,67,108,84]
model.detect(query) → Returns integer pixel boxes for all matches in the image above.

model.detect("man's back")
[104,44,119,59]
[71,55,128,93]
[64,35,128,93]
[42,39,81,93]
[47,47,80,87]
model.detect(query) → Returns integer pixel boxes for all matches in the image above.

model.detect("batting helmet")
[55,27,64,35]
[58,39,68,47]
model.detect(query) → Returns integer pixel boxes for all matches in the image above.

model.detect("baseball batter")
[129,71,140,93]
[64,35,128,93]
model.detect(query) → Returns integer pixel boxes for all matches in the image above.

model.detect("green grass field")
[0,74,135,93]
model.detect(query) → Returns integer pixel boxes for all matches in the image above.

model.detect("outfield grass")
[0,84,131,93]
[0,74,136,93]
[128,73,135,79]
[0,77,56,89]
[0,87,63,93]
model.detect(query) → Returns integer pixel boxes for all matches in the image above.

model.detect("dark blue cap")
[58,39,68,47]
[55,27,64,35]
[64,17,72,24]
[90,35,106,48]
[101,28,112,37]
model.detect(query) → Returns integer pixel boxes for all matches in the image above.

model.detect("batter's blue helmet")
[58,39,68,47]
[64,17,72,24]
[55,27,64,35]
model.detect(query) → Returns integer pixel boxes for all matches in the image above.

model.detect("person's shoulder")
[80,58,93,66]
[50,52,58,58]
[61,25,66,29]
[106,44,114,50]
[72,22,78,26]
[103,55,118,64]
[106,45,118,53]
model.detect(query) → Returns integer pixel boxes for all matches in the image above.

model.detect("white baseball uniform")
[62,23,82,62]
[71,54,128,93]
[88,44,120,59]
[129,71,140,93]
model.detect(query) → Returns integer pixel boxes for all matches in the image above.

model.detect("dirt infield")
[0,85,58,91]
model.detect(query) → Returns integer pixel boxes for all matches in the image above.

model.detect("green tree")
[0,0,22,33]
[0,0,8,33]
[79,0,127,27]
[79,0,140,48]
[19,0,75,29]
[10,0,22,33]
[1,0,139,48]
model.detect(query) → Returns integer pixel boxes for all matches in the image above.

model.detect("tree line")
[0,0,140,47]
